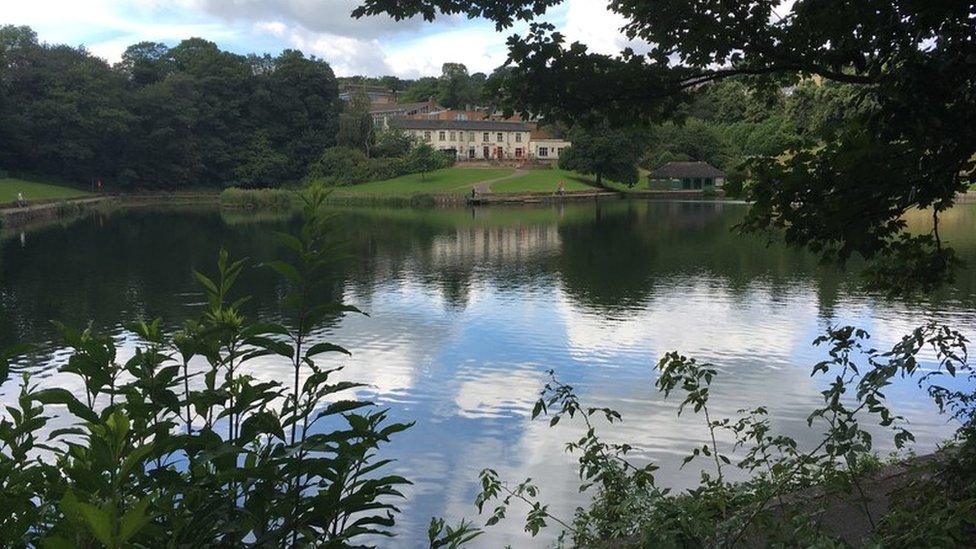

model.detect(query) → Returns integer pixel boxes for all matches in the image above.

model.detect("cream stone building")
[393,119,535,160]
[528,138,571,161]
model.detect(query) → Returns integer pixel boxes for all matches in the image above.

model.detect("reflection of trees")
[0,207,343,350]
[556,201,844,315]
[6,202,976,351]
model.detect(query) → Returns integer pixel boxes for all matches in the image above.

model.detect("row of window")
[420,131,524,143]
[435,145,563,159]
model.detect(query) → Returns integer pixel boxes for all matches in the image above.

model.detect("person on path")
[557,180,566,195]
[17,191,27,208]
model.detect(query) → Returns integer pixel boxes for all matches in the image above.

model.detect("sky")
[2,0,645,78]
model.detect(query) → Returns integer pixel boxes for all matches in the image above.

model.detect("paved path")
[471,169,529,194]
[0,195,108,216]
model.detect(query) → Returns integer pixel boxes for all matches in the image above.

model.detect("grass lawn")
[1,178,90,203]
[329,167,515,197]
[490,169,602,193]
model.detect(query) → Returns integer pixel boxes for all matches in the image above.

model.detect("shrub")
[306,145,452,187]
[0,188,411,547]
[220,187,295,210]
[459,324,976,546]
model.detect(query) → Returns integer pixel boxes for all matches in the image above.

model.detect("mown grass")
[327,167,515,198]
[490,169,602,193]
[0,178,90,203]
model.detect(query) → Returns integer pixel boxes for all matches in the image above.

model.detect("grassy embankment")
[225,167,612,209]
[0,178,90,203]
[327,167,515,197]
[490,169,603,193]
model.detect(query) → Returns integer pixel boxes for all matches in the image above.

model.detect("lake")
[3,200,975,547]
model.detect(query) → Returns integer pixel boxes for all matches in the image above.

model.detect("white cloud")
[561,0,634,55]
[5,0,646,75]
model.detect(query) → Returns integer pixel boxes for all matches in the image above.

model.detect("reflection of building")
[429,224,562,264]
[649,161,726,190]
[391,118,570,162]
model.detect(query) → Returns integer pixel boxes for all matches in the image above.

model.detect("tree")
[400,76,440,103]
[407,143,445,180]
[354,0,976,293]
[253,49,340,180]
[117,42,173,86]
[373,128,416,158]
[558,125,644,187]
[0,27,340,189]
[234,132,289,188]
[437,62,479,109]
[337,89,375,156]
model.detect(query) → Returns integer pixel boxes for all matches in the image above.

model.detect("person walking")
[17,191,27,208]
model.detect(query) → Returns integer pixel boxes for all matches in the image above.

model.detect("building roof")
[370,101,436,114]
[651,161,726,179]
[391,118,531,132]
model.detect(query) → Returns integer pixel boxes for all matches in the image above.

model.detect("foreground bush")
[220,187,296,210]
[0,188,411,546]
[459,325,976,546]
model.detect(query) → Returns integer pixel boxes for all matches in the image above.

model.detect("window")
[538,147,549,157]
[439,131,446,141]
[515,148,523,158]
[496,132,503,142]
[449,131,456,141]
[515,133,522,143]
[468,132,475,142]
[483,132,490,142]
[424,131,431,141]
[556,148,562,156]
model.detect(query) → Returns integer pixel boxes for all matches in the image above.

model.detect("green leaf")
[119,496,153,542]
[60,492,113,546]
[305,342,351,358]
[32,388,98,423]
[262,260,302,284]
[193,270,219,295]
[318,400,372,418]
[240,411,285,442]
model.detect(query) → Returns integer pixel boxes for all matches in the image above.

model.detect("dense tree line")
[0,25,340,189]
[340,62,503,109]
[640,78,866,192]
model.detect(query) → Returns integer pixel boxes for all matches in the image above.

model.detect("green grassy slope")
[490,169,602,193]
[329,168,515,197]
[1,178,91,203]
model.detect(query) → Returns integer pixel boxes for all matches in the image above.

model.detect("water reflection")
[2,201,975,547]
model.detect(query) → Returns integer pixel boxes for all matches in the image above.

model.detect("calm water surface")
[3,200,976,547]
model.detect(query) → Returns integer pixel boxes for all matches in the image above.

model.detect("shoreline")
[1,187,743,229]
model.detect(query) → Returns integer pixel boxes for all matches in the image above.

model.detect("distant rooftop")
[391,118,531,132]
[651,161,726,179]
[369,101,436,114]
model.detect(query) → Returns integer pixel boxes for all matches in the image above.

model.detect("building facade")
[649,161,726,190]
[391,119,571,161]
[393,119,534,160]
[528,138,571,161]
